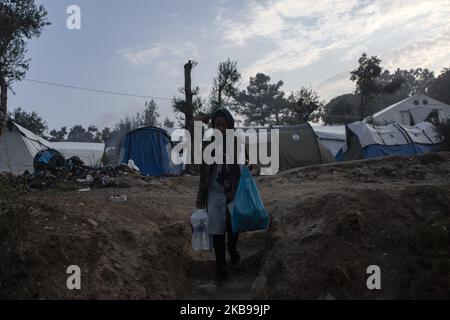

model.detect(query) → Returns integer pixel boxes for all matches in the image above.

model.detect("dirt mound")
[254,152,450,299]
[1,152,449,299]
[0,176,195,299]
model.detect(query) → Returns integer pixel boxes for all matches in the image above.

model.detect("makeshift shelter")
[336,121,442,161]
[369,94,450,125]
[0,120,52,175]
[311,125,346,157]
[118,126,183,176]
[52,142,105,167]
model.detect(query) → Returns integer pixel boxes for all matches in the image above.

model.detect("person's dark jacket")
[196,108,241,207]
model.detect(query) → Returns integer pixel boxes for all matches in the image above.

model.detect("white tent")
[52,142,105,167]
[369,94,450,125]
[0,121,52,175]
[311,125,346,157]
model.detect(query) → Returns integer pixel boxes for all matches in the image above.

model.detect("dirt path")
[181,231,267,300]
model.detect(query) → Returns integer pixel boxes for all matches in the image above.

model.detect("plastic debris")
[127,159,140,172]
[109,194,128,203]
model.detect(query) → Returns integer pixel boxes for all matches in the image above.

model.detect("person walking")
[196,108,243,283]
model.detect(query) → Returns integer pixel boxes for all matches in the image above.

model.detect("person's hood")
[211,108,235,129]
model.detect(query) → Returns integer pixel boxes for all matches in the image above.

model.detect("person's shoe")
[230,251,242,269]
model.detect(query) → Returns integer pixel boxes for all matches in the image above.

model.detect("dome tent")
[118,126,183,176]
[238,123,336,173]
[275,123,336,170]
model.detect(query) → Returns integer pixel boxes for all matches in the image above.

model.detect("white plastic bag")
[191,209,211,251]
[127,159,140,172]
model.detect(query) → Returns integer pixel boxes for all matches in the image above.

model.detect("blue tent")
[119,127,183,176]
[336,121,442,161]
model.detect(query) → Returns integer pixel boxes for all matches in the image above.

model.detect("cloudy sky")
[8,0,450,131]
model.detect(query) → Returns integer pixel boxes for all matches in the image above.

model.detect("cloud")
[382,34,450,71]
[118,41,199,78]
[157,60,181,78]
[315,71,354,100]
[119,42,198,64]
[118,43,165,66]
[216,0,450,89]
[171,41,199,59]
[161,13,180,18]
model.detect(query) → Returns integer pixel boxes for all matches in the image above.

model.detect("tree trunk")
[360,93,365,119]
[218,87,222,109]
[0,74,7,137]
[184,61,195,174]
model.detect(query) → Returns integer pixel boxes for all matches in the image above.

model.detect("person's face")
[214,116,229,134]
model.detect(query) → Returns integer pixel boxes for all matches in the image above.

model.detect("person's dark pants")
[213,208,239,270]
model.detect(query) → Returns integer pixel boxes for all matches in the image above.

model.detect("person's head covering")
[211,108,235,129]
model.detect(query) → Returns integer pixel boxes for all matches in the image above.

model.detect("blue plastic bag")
[38,150,56,164]
[231,166,269,233]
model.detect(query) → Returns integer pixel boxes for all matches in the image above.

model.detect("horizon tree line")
[7,53,450,143]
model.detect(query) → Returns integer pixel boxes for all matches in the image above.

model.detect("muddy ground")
[0,152,449,299]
